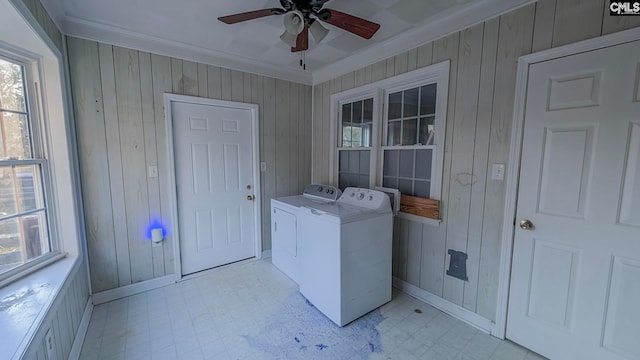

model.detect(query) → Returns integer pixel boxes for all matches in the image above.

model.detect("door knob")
[519,219,534,230]
[247,195,255,201]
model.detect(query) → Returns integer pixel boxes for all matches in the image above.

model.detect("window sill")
[397,211,441,227]
[0,255,78,360]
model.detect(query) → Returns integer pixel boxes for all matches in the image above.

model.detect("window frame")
[331,61,450,222]
[330,88,382,190]
[0,48,61,286]
[380,71,449,201]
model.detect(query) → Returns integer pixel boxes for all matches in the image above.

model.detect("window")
[0,55,53,277]
[382,82,439,198]
[336,95,377,190]
[332,61,449,216]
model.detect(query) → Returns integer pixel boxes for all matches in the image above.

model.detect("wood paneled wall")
[311,0,640,322]
[19,0,63,51]
[22,262,90,360]
[68,37,312,293]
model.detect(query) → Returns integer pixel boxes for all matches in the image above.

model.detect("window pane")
[387,121,401,146]
[414,180,430,198]
[339,151,349,172]
[0,216,20,272]
[0,112,32,160]
[388,92,402,120]
[0,167,17,216]
[420,84,437,115]
[351,126,362,147]
[342,125,352,147]
[362,124,372,147]
[357,175,369,189]
[403,88,419,117]
[419,116,435,145]
[342,103,352,122]
[0,211,49,272]
[353,101,362,124]
[338,150,370,191]
[0,59,26,113]
[399,150,414,178]
[349,151,360,173]
[402,119,418,145]
[359,150,370,174]
[363,99,373,123]
[15,165,42,212]
[415,149,433,180]
[384,150,399,177]
[383,149,434,199]
[398,179,413,195]
[383,177,397,189]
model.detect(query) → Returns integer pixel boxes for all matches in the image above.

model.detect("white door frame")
[164,94,262,281]
[494,27,640,339]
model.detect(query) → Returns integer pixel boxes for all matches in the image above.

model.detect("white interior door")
[172,100,257,275]
[507,40,640,360]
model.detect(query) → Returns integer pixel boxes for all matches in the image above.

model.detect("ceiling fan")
[218,0,381,53]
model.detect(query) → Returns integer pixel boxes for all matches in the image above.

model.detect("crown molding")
[42,0,534,86]
[311,0,535,84]
[61,16,314,85]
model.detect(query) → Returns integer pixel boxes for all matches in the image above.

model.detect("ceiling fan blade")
[218,8,284,24]
[291,23,309,52]
[320,9,380,39]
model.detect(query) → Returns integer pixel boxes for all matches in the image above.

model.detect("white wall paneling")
[310,0,640,335]
[21,262,91,360]
[68,38,312,293]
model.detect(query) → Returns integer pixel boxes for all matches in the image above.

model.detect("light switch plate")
[491,163,505,180]
[148,165,158,178]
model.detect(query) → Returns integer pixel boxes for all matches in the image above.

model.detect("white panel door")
[507,40,640,360]
[172,101,256,275]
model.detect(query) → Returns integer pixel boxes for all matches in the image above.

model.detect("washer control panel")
[302,184,342,201]
[339,187,391,211]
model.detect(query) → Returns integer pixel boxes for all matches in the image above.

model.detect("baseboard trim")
[262,249,272,259]
[68,296,93,360]
[392,277,494,334]
[92,275,176,305]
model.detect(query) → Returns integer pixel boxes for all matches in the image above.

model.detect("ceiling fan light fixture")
[309,20,329,44]
[283,9,305,35]
[280,30,299,47]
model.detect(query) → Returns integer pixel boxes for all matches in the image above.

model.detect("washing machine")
[297,187,393,326]
[270,184,341,283]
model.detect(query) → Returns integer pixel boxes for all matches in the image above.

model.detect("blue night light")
[146,218,168,241]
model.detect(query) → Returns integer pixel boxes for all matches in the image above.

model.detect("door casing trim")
[496,27,640,339]
[164,94,262,281]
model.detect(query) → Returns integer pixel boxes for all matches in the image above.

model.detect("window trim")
[0,49,60,286]
[379,68,449,201]
[330,61,450,222]
[330,88,382,189]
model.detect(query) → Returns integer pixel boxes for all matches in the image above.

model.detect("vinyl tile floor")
[78,259,546,360]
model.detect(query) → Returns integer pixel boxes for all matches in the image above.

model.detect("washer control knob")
[317,186,323,193]
[368,195,373,201]
[350,192,355,197]
[357,193,365,200]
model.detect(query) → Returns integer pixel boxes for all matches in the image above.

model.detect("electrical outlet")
[45,328,55,359]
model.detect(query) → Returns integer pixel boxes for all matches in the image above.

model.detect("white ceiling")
[39,0,533,84]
